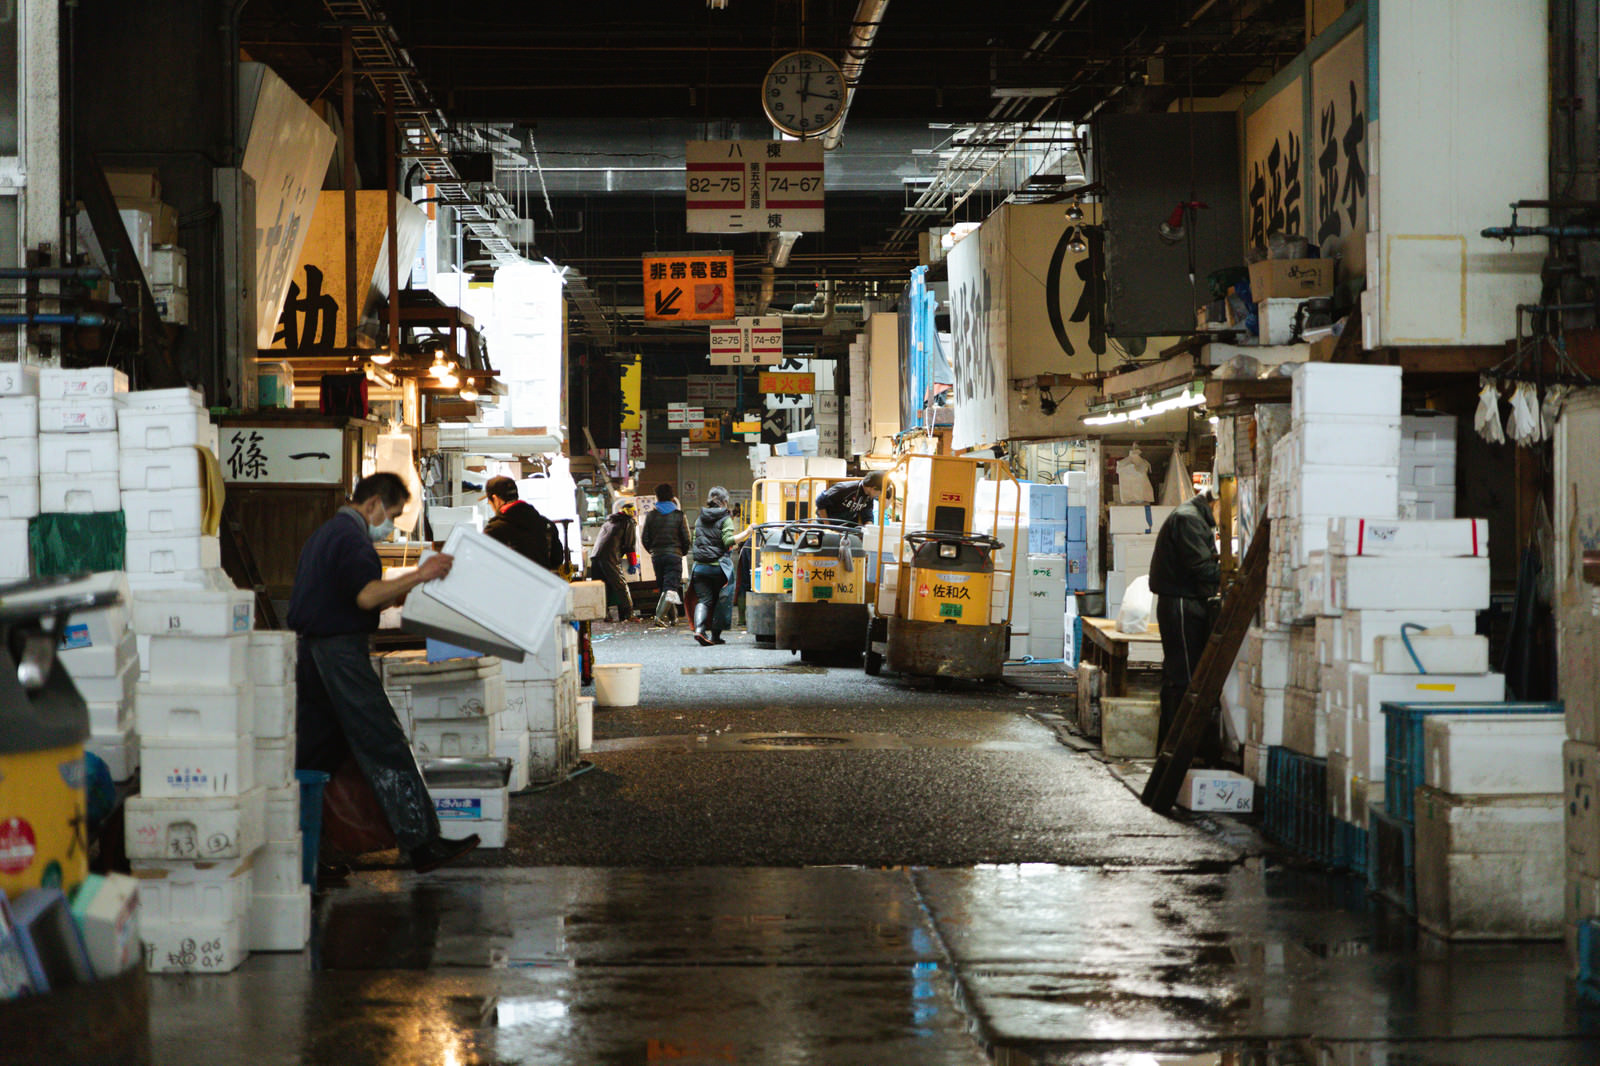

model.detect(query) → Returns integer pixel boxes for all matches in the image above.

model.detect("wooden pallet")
[1141,517,1271,815]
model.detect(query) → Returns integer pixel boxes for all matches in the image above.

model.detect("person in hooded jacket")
[1147,491,1222,749]
[689,485,738,645]
[590,501,638,621]
[641,483,691,627]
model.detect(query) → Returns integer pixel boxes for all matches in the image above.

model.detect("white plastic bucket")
[593,663,642,708]
[577,696,595,751]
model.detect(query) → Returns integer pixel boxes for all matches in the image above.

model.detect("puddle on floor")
[591,731,1044,753]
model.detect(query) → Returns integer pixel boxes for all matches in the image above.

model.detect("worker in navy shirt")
[289,472,479,873]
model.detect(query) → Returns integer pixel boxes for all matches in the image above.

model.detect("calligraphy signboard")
[1311,25,1368,280]
[222,426,343,484]
[1242,76,1307,258]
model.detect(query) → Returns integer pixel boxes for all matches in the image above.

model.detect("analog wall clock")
[762,50,846,137]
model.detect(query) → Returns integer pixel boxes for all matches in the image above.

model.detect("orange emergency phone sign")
[642,254,735,321]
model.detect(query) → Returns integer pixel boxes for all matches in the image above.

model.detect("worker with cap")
[641,483,691,627]
[814,470,887,526]
[590,500,639,621]
[482,475,563,571]
[1146,490,1222,750]
[289,472,480,873]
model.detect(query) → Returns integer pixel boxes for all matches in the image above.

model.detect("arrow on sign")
[654,287,684,316]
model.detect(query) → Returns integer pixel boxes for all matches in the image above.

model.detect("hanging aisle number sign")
[709,316,784,365]
[686,140,825,234]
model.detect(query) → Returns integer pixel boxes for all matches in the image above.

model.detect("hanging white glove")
[1507,381,1541,445]
[1474,377,1505,444]
[1541,385,1569,441]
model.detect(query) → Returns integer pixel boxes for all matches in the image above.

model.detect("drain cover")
[738,735,851,747]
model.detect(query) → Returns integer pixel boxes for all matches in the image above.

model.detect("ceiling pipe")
[822,0,890,152]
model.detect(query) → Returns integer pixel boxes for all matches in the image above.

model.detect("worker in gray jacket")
[1146,491,1221,749]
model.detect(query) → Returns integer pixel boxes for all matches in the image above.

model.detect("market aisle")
[145,630,1600,1065]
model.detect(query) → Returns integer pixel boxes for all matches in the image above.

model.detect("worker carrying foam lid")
[814,470,887,526]
[287,472,480,874]
[1146,489,1222,751]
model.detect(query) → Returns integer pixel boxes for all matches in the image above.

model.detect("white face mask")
[368,516,395,542]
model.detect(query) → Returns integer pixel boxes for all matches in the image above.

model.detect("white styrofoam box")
[1402,455,1455,489]
[1313,616,1344,668]
[1258,297,1308,345]
[0,397,37,442]
[140,733,255,798]
[407,674,506,721]
[0,517,26,580]
[495,730,531,792]
[1246,683,1285,746]
[1327,704,1353,759]
[1107,505,1173,535]
[0,361,39,395]
[0,436,37,480]
[1352,670,1506,722]
[88,726,139,781]
[1373,633,1490,675]
[136,682,253,739]
[86,699,134,735]
[1243,742,1270,787]
[1291,363,1402,419]
[1283,688,1327,757]
[125,786,265,861]
[117,407,211,451]
[254,737,295,791]
[1111,533,1159,574]
[59,627,138,679]
[1330,554,1490,611]
[264,781,300,842]
[0,477,39,519]
[252,837,303,896]
[248,631,296,686]
[142,916,248,974]
[1296,552,1331,618]
[149,245,187,288]
[254,684,294,740]
[1414,788,1564,941]
[1342,609,1476,662]
[430,784,509,828]
[1255,627,1290,688]
[39,397,117,433]
[412,714,500,758]
[500,622,570,683]
[570,579,606,621]
[1289,468,1400,520]
[40,367,128,399]
[38,472,120,513]
[119,448,204,491]
[1565,741,1600,878]
[1293,415,1401,468]
[116,387,205,412]
[1423,714,1564,795]
[1178,769,1255,813]
[37,431,118,475]
[1403,412,1458,455]
[125,533,220,574]
[250,885,311,953]
[1400,487,1457,520]
[72,655,138,707]
[430,528,575,651]
[506,679,562,733]
[1349,705,1386,782]
[1327,517,1487,557]
[121,487,206,536]
[147,632,248,686]
[131,585,252,638]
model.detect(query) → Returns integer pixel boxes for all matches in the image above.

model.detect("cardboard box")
[1249,258,1334,300]
[105,168,161,201]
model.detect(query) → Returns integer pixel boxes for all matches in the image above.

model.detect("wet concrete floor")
[148,627,1600,1064]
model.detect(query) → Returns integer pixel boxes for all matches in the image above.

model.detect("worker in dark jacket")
[690,486,738,646]
[1147,491,1222,749]
[590,501,638,621]
[290,472,479,873]
[814,470,886,525]
[641,483,691,627]
[482,476,561,570]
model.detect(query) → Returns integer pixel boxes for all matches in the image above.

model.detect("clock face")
[762,51,845,137]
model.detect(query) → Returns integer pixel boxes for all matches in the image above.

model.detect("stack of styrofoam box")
[1104,504,1172,619]
[118,387,218,582]
[1400,412,1456,520]
[0,361,40,578]
[36,368,124,528]
[1064,472,1089,594]
[1318,516,1499,831]
[1027,483,1067,558]
[1240,625,1289,756]
[502,621,583,786]
[129,583,263,974]
[248,631,310,952]
[51,572,141,780]
[1413,711,1566,940]
[815,392,841,456]
[1280,621,1325,756]
[387,653,505,756]
[1026,555,1066,663]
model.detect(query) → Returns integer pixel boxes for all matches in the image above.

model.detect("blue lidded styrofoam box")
[1067,505,1087,542]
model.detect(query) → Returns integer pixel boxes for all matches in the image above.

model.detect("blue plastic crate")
[1382,701,1563,825]
[1334,820,1369,876]
[1368,803,1416,914]
[1579,919,1600,987]
[295,769,330,887]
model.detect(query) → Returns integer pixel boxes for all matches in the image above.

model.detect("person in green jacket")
[689,486,737,645]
